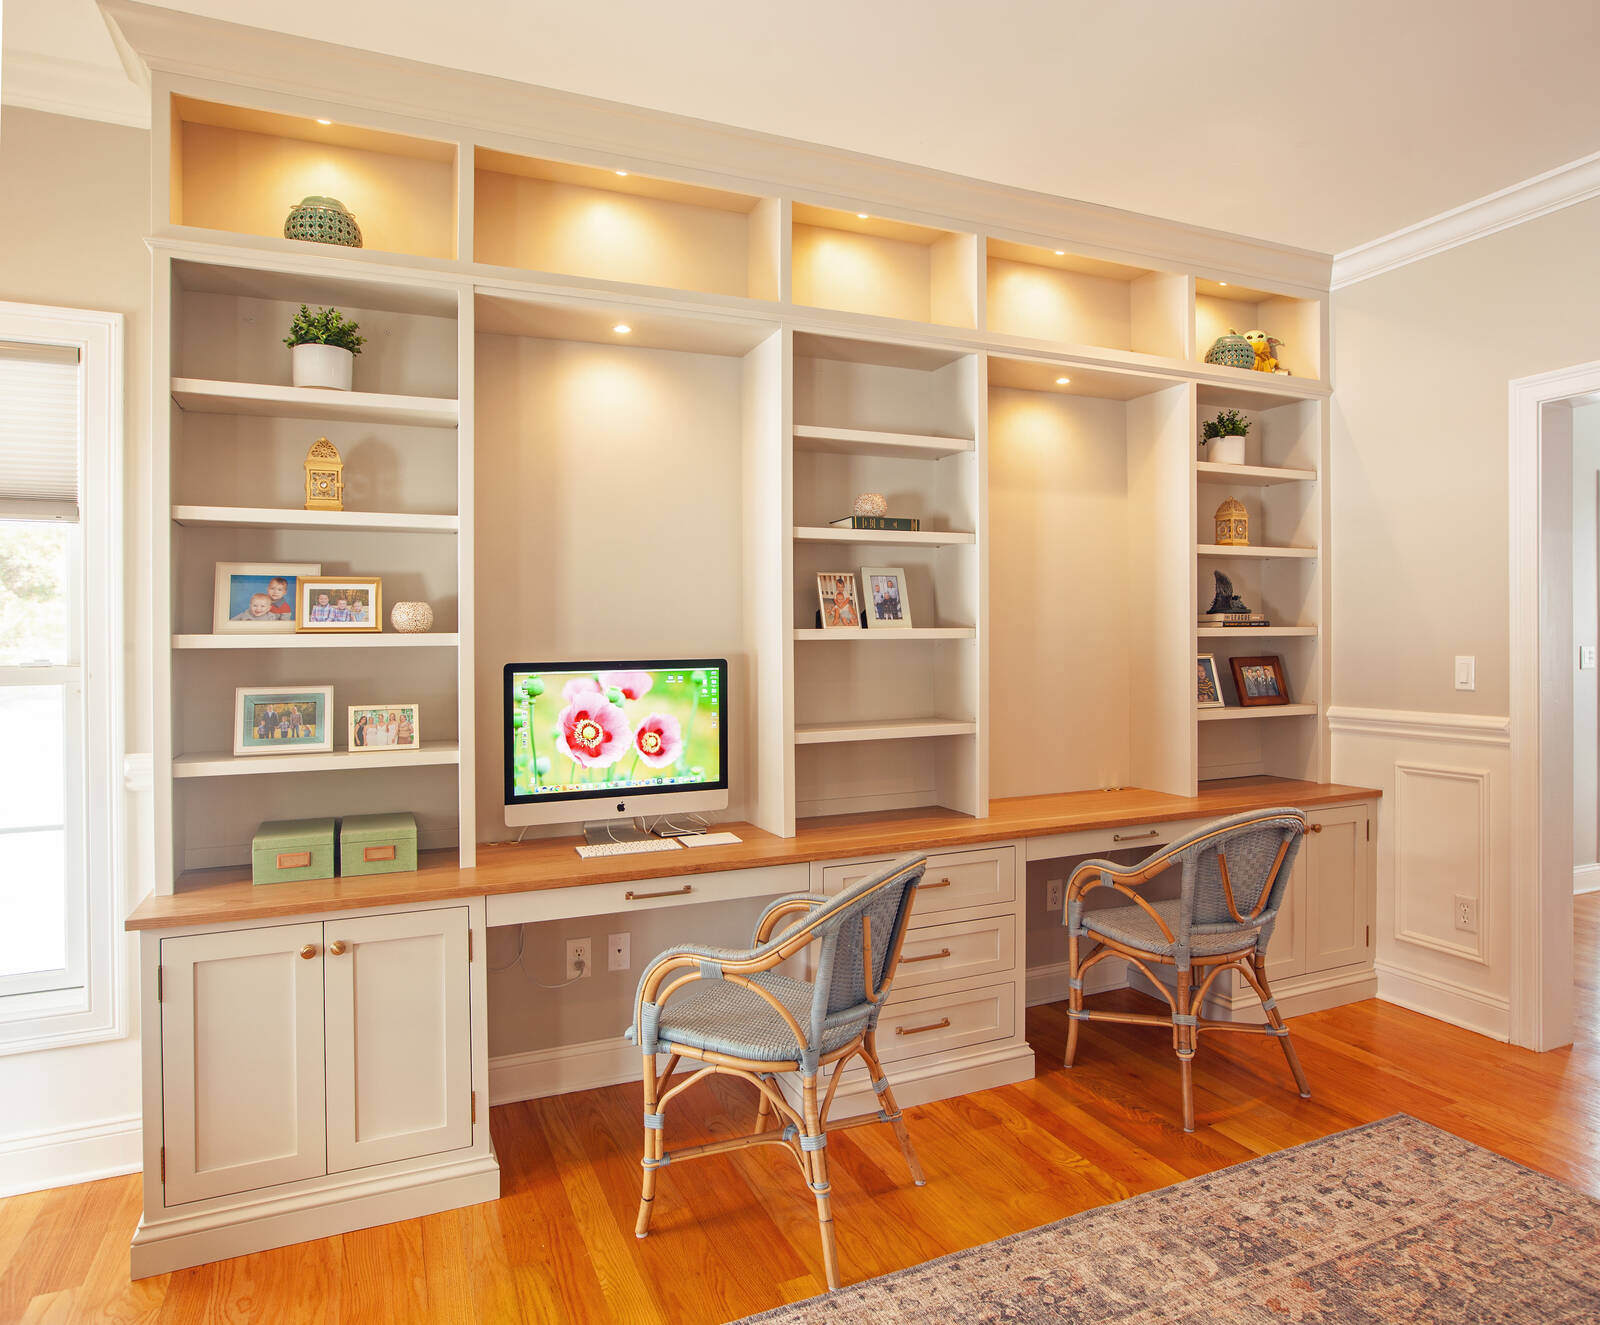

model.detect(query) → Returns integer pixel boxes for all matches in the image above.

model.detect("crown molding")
[1,49,149,129]
[1332,150,1600,290]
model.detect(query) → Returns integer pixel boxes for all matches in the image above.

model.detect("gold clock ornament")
[1214,496,1249,547]
[303,437,344,512]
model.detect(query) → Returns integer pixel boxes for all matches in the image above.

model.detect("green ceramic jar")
[1204,331,1256,370]
[284,196,363,248]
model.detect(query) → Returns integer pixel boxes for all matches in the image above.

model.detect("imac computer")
[504,659,728,842]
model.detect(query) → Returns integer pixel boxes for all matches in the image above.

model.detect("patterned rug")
[745,1115,1600,1323]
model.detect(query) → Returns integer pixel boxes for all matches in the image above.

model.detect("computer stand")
[583,819,652,846]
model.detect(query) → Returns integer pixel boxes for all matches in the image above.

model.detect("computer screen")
[503,660,728,824]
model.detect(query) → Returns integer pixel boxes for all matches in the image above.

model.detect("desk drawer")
[485,862,808,927]
[892,914,1015,993]
[1023,821,1195,865]
[821,847,1015,919]
[875,981,1015,1066]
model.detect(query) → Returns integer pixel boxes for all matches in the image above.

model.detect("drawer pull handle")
[921,878,953,890]
[276,851,312,870]
[625,885,693,901]
[1310,823,1323,833]
[299,944,317,960]
[1113,830,1160,842]
[896,1017,951,1037]
[363,845,396,862]
[328,940,348,956]
[902,947,952,964]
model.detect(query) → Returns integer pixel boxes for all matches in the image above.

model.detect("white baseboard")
[490,1037,639,1106]
[0,1113,142,1198]
[1375,961,1510,1041]
[1575,863,1600,895]
[1024,958,1129,1007]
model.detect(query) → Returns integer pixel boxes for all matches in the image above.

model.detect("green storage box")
[339,812,418,877]
[251,817,337,886]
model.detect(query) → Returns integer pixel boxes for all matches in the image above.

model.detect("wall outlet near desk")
[1453,895,1478,933]
[565,937,592,981]
[1045,879,1064,911]
[608,933,630,972]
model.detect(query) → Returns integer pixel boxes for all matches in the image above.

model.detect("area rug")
[744,1114,1600,1323]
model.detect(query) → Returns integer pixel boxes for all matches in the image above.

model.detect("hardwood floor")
[5,899,1599,1324]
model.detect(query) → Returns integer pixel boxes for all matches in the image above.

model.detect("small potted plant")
[284,305,365,391]
[1201,409,1251,465]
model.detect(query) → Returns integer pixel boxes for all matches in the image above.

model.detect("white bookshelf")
[171,378,460,427]
[172,633,460,650]
[792,424,973,459]
[793,627,976,642]
[1194,461,1316,486]
[1197,543,1316,559]
[795,719,978,745]
[1196,705,1318,723]
[172,742,462,778]
[172,506,459,533]
[794,526,976,547]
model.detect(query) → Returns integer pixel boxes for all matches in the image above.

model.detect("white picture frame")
[860,566,912,629]
[212,562,321,634]
[1196,653,1226,709]
[816,572,861,630]
[348,703,421,752]
[233,686,334,756]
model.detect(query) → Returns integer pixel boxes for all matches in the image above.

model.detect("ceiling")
[5,0,1600,256]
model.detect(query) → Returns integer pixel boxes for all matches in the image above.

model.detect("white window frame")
[0,303,125,1053]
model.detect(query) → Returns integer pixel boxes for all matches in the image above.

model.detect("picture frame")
[348,703,421,752]
[233,686,334,756]
[1196,653,1225,708]
[816,572,862,630]
[1229,654,1291,706]
[295,575,383,633]
[212,562,321,634]
[860,566,913,629]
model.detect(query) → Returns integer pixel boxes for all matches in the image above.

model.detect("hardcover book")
[830,515,921,531]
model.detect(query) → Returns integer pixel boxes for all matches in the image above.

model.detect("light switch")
[1454,656,1476,691]
[1582,645,1597,670]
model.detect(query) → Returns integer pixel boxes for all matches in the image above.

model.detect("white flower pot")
[1205,435,1247,465]
[291,343,354,391]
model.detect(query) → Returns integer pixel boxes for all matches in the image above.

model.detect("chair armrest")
[1064,855,1178,944]
[752,893,827,946]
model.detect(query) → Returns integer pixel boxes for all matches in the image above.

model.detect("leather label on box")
[364,845,396,862]
[277,851,312,869]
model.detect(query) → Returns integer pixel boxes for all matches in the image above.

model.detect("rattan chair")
[1062,807,1311,1131]
[627,854,928,1290]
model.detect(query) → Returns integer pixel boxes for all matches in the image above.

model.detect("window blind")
[0,341,82,521]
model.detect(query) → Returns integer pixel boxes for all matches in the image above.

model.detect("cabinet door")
[160,922,327,1205]
[323,907,472,1173]
[1262,847,1308,982]
[1304,804,1372,972]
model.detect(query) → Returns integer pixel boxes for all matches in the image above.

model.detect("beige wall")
[0,109,152,1180]
[1574,405,1600,872]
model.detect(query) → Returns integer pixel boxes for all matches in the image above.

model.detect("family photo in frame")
[816,572,861,630]
[212,562,320,633]
[349,703,421,751]
[233,686,334,756]
[295,575,383,633]
[861,566,912,629]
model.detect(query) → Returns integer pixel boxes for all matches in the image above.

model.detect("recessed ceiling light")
[615,170,629,177]
[1054,250,1065,256]
[1218,281,1229,287]
[1055,376,1070,385]
[856,212,869,219]
[612,323,631,335]
[316,118,332,126]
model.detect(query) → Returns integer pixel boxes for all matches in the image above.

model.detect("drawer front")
[821,847,1015,920]
[874,981,1016,1066]
[1023,820,1196,865]
[485,862,808,926]
[890,914,1015,993]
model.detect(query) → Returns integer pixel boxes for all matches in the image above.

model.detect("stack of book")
[1199,612,1271,627]
[830,514,920,531]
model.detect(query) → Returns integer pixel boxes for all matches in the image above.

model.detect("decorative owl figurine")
[1245,330,1285,374]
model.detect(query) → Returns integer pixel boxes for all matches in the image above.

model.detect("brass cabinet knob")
[1309,823,1323,834]
[299,944,317,960]
[329,940,348,956]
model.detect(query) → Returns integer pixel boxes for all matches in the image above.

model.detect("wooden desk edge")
[127,779,1381,931]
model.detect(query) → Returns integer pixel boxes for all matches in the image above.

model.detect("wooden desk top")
[127,777,1379,931]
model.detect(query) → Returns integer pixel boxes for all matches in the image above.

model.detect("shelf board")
[794,526,976,547]
[1196,625,1318,638]
[792,424,973,459]
[1197,543,1316,560]
[173,633,458,650]
[172,505,459,533]
[793,627,976,641]
[171,378,460,427]
[172,741,460,778]
[1196,705,1318,722]
[1195,461,1317,486]
[794,718,977,744]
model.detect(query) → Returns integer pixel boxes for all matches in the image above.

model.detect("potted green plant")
[1201,409,1251,465]
[284,305,366,391]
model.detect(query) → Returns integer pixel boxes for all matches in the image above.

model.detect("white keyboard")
[575,837,684,858]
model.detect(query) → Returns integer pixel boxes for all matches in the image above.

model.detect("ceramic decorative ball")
[390,601,434,633]
[852,492,889,518]
[1204,331,1256,370]
[284,196,363,248]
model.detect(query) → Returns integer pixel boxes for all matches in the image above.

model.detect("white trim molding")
[1392,762,1491,966]
[490,1038,638,1107]
[1326,706,1510,746]
[0,50,149,129]
[1333,150,1600,289]
[1575,863,1600,896]
[1375,962,1510,1043]
[0,1113,142,1199]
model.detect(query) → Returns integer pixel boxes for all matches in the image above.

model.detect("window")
[0,307,123,1050]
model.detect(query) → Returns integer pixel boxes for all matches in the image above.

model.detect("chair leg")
[1247,955,1311,1099]
[1063,925,1083,1068]
[861,1033,925,1187]
[755,1074,774,1132]
[1175,965,1196,1133]
[635,1052,661,1239]
[801,1074,840,1291]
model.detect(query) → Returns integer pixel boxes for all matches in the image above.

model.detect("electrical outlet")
[607,932,630,972]
[1453,895,1478,933]
[565,937,591,981]
[1582,644,1597,670]
[1454,655,1476,691]
[1045,879,1064,911]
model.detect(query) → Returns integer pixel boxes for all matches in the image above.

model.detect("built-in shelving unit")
[795,719,978,745]
[1196,705,1318,722]
[1193,278,1324,382]
[793,627,976,642]
[171,506,460,533]
[1197,543,1316,559]
[792,424,973,459]
[172,742,462,778]
[793,526,976,547]
[170,378,459,427]
[172,633,460,650]
[791,206,978,327]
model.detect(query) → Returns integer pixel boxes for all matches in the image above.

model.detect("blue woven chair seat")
[1083,898,1261,958]
[653,971,871,1063]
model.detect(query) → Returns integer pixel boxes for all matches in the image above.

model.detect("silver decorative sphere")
[390,601,434,633]
[852,492,888,518]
